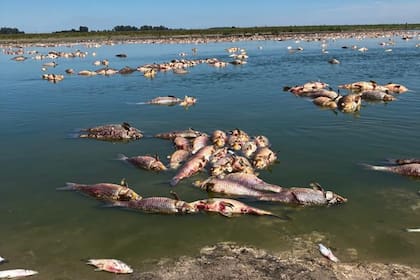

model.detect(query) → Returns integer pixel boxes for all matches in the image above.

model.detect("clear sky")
[1,0,419,33]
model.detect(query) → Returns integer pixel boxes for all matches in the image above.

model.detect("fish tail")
[117,153,128,161]
[57,182,77,191]
[362,163,389,172]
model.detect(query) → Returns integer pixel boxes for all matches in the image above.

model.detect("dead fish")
[168,149,190,170]
[319,244,339,262]
[118,66,136,74]
[86,259,133,274]
[223,173,283,193]
[146,95,182,106]
[173,136,191,151]
[253,147,278,169]
[57,180,141,202]
[209,147,229,164]
[11,56,27,61]
[0,257,5,264]
[337,94,361,113]
[406,228,420,233]
[194,177,265,197]
[111,197,196,214]
[118,154,167,171]
[79,122,143,141]
[361,90,395,101]
[339,81,377,92]
[0,269,38,278]
[211,130,227,148]
[191,134,209,154]
[364,163,420,177]
[313,96,338,109]
[259,183,347,206]
[253,135,271,148]
[241,141,258,158]
[384,83,408,93]
[190,198,277,217]
[155,128,203,140]
[227,129,250,150]
[170,145,215,186]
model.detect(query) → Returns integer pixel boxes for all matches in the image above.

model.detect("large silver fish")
[118,154,167,171]
[223,173,283,193]
[58,180,141,202]
[111,197,196,214]
[194,177,265,197]
[146,95,182,106]
[155,128,203,140]
[0,269,38,279]
[170,145,215,186]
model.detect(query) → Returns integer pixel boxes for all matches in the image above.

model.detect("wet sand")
[132,239,420,280]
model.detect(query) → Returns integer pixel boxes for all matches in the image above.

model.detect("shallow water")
[1,36,420,278]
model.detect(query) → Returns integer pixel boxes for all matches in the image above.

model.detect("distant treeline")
[1,23,419,41]
[0,27,24,34]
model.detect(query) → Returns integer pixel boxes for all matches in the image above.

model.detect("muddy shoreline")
[131,239,420,280]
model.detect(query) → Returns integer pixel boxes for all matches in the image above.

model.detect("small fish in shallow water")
[0,269,38,279]
[86,259,133,274]
[318,244,339,262]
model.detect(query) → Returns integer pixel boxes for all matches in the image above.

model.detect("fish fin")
[117,154,128,161]
[167,95,176,98]
[310,182,324,192]
[361,163,389,172]
[283,86,291,92]
[120,178,128,187]
[170,190,181,201]
[121,122,131,130]
[57,182,77,191]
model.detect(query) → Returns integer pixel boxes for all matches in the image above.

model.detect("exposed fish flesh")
[170,145,215,186]
[211,130,227,148]
[318,244,339,262]
[86,259,133,274]
[190,198,277,217]
[223,173,283,193]
[58,181,141,202]
[146,96,182,106]
[118,154,167,171]
[79,123,143,141]
[365,163,420,177]
[155,128,203,140]
[0,269,38,278]
[111,197,196,214]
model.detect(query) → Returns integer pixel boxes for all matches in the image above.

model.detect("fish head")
[118,188,142,201]
[325,191,347,205]
[151,161,168,171]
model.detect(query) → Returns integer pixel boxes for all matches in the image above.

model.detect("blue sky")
[1,0,419,33]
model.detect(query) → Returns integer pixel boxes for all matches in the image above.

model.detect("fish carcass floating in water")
[86,259,133,274]
[168,149,190,170]
[360,90,395,101]
[170,145,215,186]
[223,173,283,193]
[312,96,338,109]
[252,147,278,169]
[118,154,167,171]
[145,95,182,106]
[155,128,204,140]
[336,94,361,113]
[0,256,5,264]
[190,198,279,218]
[79,122,143,141]
[111,196,196,214]
[179,96,197,107]
[0,269,38,279]
[258,183,347,206]
[364,163,420,177]
[194,177,265,197]
[58,179,141,202]
[284,81,329,95]
[318,244,339,262]
[384,83,408,94]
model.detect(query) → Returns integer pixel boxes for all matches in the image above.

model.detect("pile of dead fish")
[284,80,408,113]
[64,126,347,218]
